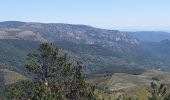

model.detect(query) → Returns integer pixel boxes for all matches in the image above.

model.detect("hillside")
[1,21,170,99]
[143,39,170,71]
[0,39,38,75]
[0,21,170,75]
[125,31,170,42]
[0,69,26,85]
[0,21,144,75]
[88,70,170,91]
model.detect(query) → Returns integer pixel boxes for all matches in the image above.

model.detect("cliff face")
[0,21,169,75]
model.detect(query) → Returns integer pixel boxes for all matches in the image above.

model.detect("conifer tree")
[6,43,97,100]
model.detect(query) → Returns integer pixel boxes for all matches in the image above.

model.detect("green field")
[87,70,170,99]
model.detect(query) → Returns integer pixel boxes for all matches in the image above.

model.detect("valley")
[1,21,170,75]
[1,0,170,99]
[0,21,170,99]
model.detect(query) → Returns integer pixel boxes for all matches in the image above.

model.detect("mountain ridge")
[125,31,170,42]
[0,21,170,75]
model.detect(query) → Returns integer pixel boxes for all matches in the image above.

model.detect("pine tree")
[66,62,96,100]
[6,43,97,99]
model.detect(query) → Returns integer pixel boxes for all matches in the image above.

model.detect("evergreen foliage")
[6,43,96,100]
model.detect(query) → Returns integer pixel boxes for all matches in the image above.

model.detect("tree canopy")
[6,43,96,100]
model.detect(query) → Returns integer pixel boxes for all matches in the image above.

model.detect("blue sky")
[0,0,170,31]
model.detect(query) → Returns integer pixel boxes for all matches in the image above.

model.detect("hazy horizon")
[0,0,170,31]
[1,20,170,32]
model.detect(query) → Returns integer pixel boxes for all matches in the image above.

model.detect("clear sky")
[0,0,170,31]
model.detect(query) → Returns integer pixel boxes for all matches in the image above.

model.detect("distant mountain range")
[0,21,170,75]
[125,31,170,42]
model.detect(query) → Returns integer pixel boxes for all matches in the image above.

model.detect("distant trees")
[6,43,96,100]
[0,70,5,96]
[115,82,170,100]
[5,43,170,100]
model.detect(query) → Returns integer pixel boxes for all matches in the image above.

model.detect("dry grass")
[0,69,26,85]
